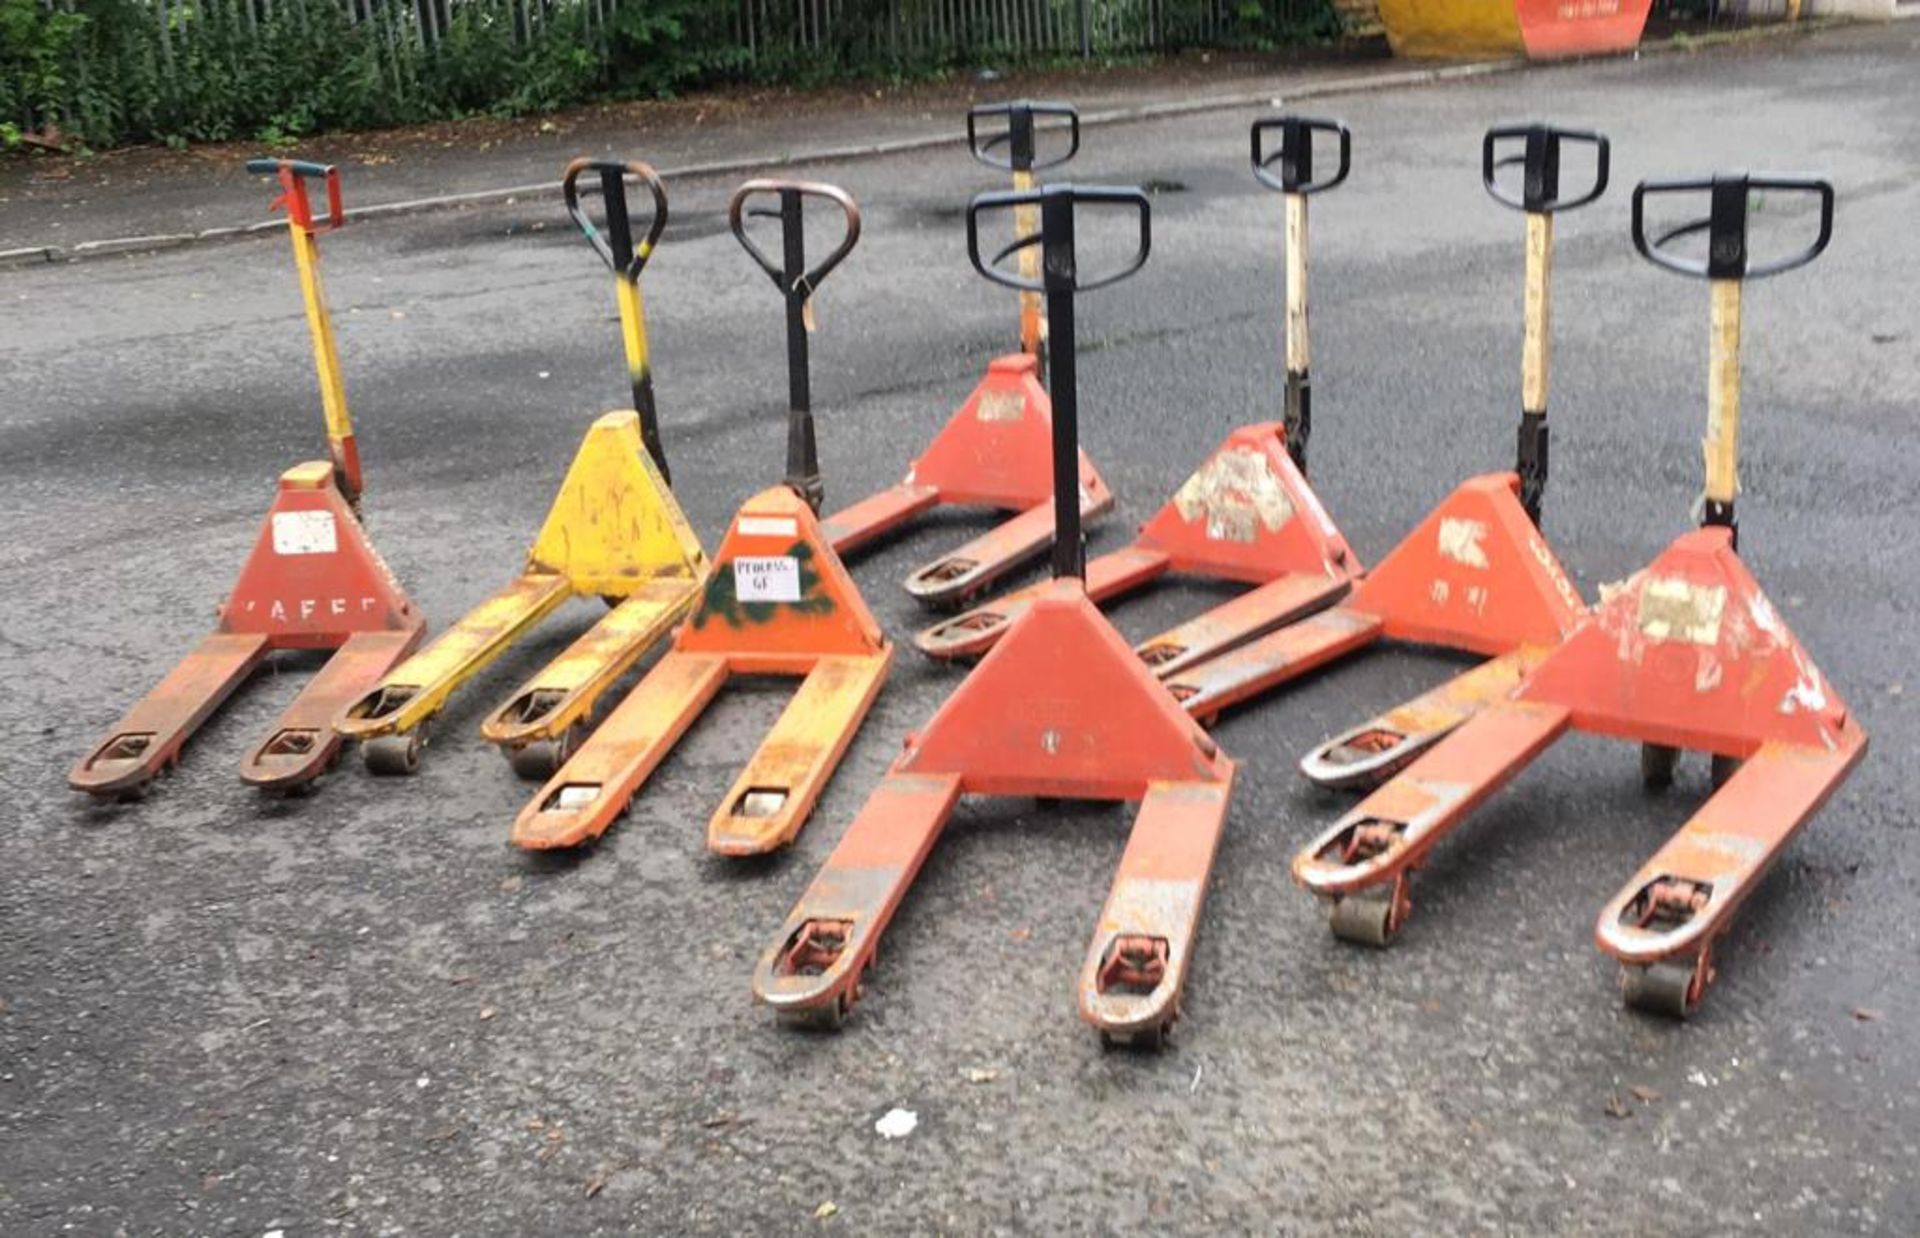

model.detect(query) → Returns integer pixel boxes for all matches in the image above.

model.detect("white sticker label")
[271,510,338,556]
[1436,517,1490,569]
[737,516,799,538]
[733,556,802,603]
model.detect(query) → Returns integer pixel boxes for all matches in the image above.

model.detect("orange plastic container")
[1375,0,1652,59]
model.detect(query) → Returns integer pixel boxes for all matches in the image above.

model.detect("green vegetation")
[1,0,1343,152]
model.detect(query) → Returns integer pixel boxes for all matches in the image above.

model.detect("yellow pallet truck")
[334,159,706,776]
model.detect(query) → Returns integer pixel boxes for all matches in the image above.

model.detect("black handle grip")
[728,179,862,297]
[247,156,344,231]
[966,184,1150,295]
[1632,174,1834,281]
[967,101,1081,174]
[1251,116,1351,196]
[562,158,669,283]
[245,157,332,179]
[1483,124,1610,214]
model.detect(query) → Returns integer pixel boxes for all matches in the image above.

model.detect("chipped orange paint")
[1163,471,1590,789]
[1291,526,1868,1014]
[511,486,890,853]
[916,422,1359,662]
[754,583,1235,1042]
[821,354,1116,606]
[71,464,424,797]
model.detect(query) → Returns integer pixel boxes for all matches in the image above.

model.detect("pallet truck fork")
[913,118,1363,666]
[1161,126,1607,781]
[69,160,425,800]
[818,102,1117,609]
[753,185,1236,1048]
[334,159,707,778]
[512,179,892,854]
[1293,174,1866,1016]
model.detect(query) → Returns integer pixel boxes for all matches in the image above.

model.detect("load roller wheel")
[1621,959,1699,1019]
[776,993,849,1032]
[1640,743,1679,790]
[363,722,427,777]
[1328,889,1399,947]
[1100,1022,1171,1052]
[507,724,584,781]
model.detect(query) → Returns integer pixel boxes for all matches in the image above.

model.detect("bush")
[2,0,1343,151]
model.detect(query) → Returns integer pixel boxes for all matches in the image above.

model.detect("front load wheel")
[1621,959,1699,1019]
[506,724,583,781]
[1640,743,1679,790]
[1329,890,1400,947]
[363,724,427,777]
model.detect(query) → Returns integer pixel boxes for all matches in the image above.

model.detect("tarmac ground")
[2,21,1917,1234]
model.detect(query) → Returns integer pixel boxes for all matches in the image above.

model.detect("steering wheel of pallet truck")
[1251,116,1351,196]
[562,158,670,284]
[728,179,863,298]
[1482,124,1610,214]
[1632,174,1834,281]
[967,101,1081,174]
[966,184,1151,294]
[246,158,345,234]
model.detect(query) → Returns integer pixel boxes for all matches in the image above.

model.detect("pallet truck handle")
[967,101,1080,174]
[1633,173,1833,535]
[1482,125,1607,524]
[1252,116,1346,473]
[562,158,670,282]
[247,156,358,501]
[1632,174,1834,280]
[967,184,1151,295]
[1483,125,1609,215]
[246,157,345,234]
[728,179,862,512]
[968,184,1150,580]
[728,179,862,298]
[1251,116,1351,196]
[561,157,674,481]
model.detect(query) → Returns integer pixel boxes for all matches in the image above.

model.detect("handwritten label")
[271,510,338,556]
[733,556,801,604]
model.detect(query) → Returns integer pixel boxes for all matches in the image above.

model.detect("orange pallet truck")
[513,179,892,854]
[913,117,1363,666]
[818,101,1118,608]
[69,160,425,800]
[335,160,707,777]
[754,185,1236,1048]
[1293,174,1866,1016]
[1160,125,1607,779]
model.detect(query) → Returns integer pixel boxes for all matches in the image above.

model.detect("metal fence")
[235,0,1345,60]
[733,0,1330,59]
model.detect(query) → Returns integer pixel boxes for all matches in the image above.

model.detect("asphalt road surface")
[3,22,1917,1234]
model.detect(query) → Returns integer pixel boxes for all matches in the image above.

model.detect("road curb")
[4,20,1846,268]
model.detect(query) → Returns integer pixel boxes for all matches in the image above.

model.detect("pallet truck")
[818,101,1118,609]
[753,184,1236,1048]
[69,160,425,800]
[912,117,1362,666]
[1292,173,1866,1016]
[1158,125,1605,779]
[512,179,892,854]
[334,159,707,777]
